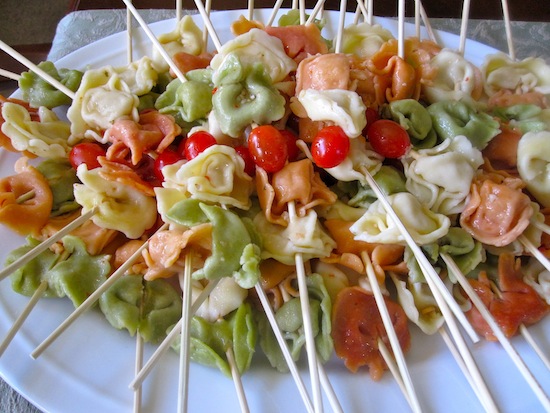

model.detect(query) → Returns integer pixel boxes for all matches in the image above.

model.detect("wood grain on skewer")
[0,208,97,282]
[441,252,550,411]
[0,40,75,99]
[31,223,169,359]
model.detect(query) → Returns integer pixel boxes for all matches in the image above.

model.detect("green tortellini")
[36,158,79,216]
[212,54,286,138]
[99,274,182,343]
[7,235,110,307]
[492,104,550,133]
[18,61,83,108]
[427,100,500,149]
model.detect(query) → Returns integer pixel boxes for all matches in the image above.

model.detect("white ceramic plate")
[0,9,549,413]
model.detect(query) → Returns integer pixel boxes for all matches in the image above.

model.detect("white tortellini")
[73,164,157,239]
[160,145,254,210]
[422,49,483,104]
[152,15,204,72]
[341,22,394,59]
[517,130,550,207]
[253,209,336,266]
[482,53,550,97]
[210,28,297,84]
[350,192,450,245]
[402,135,484,215]
[389,273,444,335]
[191,278,248,322]
[67,66,141,141]
[116,57,158,96]
[1,102,72,158]
[296,89,367,138]
[523,258,550,305]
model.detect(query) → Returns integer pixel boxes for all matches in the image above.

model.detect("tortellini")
[517,130,550,207]
[402,135,484,215]
[296,89,367,138]
[159,145,254,210]
[210,28,297,84]
[341,22,394,59]
[73,164,157,239]
[483,53,550,97]
[350,192,450,245]
[191,278,248,322]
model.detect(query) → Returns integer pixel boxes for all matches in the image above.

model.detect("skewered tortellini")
[517,130,550,207]
[341,22,394,59]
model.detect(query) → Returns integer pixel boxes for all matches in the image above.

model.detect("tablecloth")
[1,8,549,413]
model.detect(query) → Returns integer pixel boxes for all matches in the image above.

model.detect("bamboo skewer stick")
[334,0,348,54]
[305,0,327,25]
[266,0,285,27]
[248,0,255,21]
[0,68,21,82]
[288,202,323,413]
[126,1,133,64]
[129,279,220,390]
[355,0,369,24]
[177,254,194,413]
[397,0,405,59]
[122,0,187,82]
[458,0,471,55]
[500,0,516,60]
[0,208,97,282]
[316,360,344,413]
[0,280,48,357]
[176,0,183,22]
[0,40,75,99]
[133,331,144,413]
[31,223,169,359]
[519,324,550,372]
[254,284,315,413]
[362,252,422,413]
[520,235,550,273]
[193,0,222,52]
[201,0,212,55]
[377,339,414,409]
[441,253,550,411]
[299,0,306,25]
[226,347,250,413]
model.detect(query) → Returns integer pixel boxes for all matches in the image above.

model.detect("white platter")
[0,8,549,413]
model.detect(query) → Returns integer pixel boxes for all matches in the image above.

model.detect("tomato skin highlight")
[180,131,217,160]
[366,119,411,159]
[69,142,107,170]
[248,125,288,173]
[311,126,350,168]
[153,149,184,182]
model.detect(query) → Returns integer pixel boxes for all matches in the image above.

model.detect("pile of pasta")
[0,9,549,383]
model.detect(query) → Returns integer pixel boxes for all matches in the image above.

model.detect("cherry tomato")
[234,145,256,176]
[280,129,300,161]
[153,149,183,182]
[366,119,411,159]
[180,131,217,160]
[68,142,107,170]
[363,107,380,135]
[310,126,350,168]
[248,125,288,173]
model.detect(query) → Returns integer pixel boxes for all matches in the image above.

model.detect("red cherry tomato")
[363,107,380,135]
[248,125,288,173]
[153,149,183,182]
[279,129,300,161]
[234,145,256,176]
[68,142,107,170]
[311,126,350,168]
[366,119,411,158]
[180,131,217,160]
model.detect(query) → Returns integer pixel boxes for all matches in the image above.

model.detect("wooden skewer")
[377,339,414,409]
[355,0,369,24]
[254,284,315,413]
[129,278,220,390]
[305,0,327,25]
[193,0,222,52]
[177,253,194,413]
[0,40,75,99]
[0,280,48,357]
[519,324,550,372]
[126,1,134,64]
[360,167,479,342]
[0,68,21,81]
[133,330,144,413]
[122,0,187,82]
[418,1,437,43]
[316,360,344,413]
[288,202,323,413]
[299,0,306,25]
[397,0,405,59]
[500,0,516,60]
[334,0,348,54]
[0,208,97,282]
[519,235,550,273]
[362,252,422,413]
[532,219,550,236]
[248,0,255,21]
[366,0,373,25]
[176,0,183,22]
[31,223,169,359]
[201,0,212,55]
[441,252,550,411]
[458,0,471,55]
[226,347,250,413]
[266,0,285,27]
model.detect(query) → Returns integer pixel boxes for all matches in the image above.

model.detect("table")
[1,8,549,413]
